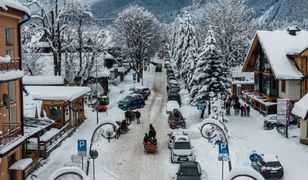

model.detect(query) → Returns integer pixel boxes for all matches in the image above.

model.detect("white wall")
[279,80,301,101]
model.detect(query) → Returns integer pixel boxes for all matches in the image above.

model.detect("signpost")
[132,72,136,89]
[277,99,290,138]
[78,140,87,171]
[249,152,259,166]
[218,141,229,180]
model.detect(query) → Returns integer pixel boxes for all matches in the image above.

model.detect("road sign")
[132,72,136,81]
[78,139,87,156]
[249,153,259,163]
[90,150,98,159]
[197,103,206,110]
[218,141,228,154]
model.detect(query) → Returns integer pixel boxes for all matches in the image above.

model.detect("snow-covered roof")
[23,76,64,85]
[24,117,55,137]
[104,52,114,60]
[0,70,23,81]
[26,86,91,101]
[292,93,308,120]
[232,80,254,85]
[0,136,26,155]
[256,30,307,79]
[9,158,32,170]
[261,153,278,162]
[0,0,31,16]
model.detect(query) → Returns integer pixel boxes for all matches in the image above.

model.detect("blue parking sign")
[249,153,259,163]
[132,72,137,81]
[218,141,228,154]
[77,139,87,156]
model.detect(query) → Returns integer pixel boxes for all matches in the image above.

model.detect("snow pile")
[0,70,24,81]
[0,55,11,63]
[26,86,91,101]
[9,158,32,171]
[23,76,64,85]
[96,67,110,77]
[40,128,60,142]
[0,0,31,15]
[292,93,308,119]
[48,167,89,180]
[225,166,265,180]
[255,30,308,79]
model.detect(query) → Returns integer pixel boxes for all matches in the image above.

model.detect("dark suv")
[118,94,145,110]
[251,153,284,179]
[176,161,202,180]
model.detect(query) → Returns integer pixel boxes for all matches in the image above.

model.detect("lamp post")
[200,120,232,174]
[86,122,117,179]
[95,55,99,124]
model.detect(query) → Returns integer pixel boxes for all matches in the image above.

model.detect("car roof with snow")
[174,135,189,142]
[260,154,279,162]
[171,129,187,136]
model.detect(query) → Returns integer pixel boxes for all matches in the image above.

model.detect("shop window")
[281,80,286,92]
[6,28,14,45]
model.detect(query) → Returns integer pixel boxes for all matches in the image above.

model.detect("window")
[6,28,14,45]
[281,80,286,93]
[6,49,14,58]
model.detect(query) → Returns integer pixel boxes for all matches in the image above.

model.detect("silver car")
[171,135,195,163]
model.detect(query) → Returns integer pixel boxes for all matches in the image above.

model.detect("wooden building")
[0,1,30,180]
[242,28,308,115]
[25,86,90,129]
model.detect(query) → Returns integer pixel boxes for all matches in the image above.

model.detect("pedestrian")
[247,105,250,117]
[235,101,241,116]
[143,133,150,143]
[135,110,141,124]
[226,101,231,115]
[240,105,244,116]
[244,103,247,116]
[148,124,156,138]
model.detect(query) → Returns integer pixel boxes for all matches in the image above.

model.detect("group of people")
[143,124,157,145]
[225,95,250,117]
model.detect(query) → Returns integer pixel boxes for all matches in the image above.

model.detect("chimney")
[287,27,301,36]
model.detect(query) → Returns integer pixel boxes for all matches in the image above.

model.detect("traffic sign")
[196,103,206,110]
[132,72,137,81]
[90,150,98,159]
[218,141,228,154]
[78,139,87,156]
[249,153,259,163]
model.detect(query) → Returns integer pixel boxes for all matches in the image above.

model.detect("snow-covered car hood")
[173,149,193,156]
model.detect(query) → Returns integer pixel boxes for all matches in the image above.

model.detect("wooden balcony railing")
[0,58,20,71]
[0,122,22,149]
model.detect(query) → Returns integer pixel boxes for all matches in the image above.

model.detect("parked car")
[166,100,180,114]
[141,88,151,96]
[251,153,284,179]
[168,128,187,149]
[263,114,277,130]
[171,135,194,163]
[155,64,162,72]
[176,161,202,180]
[168,109,186,129]
[167,80,180,92]
[168,90,181,106]
[131,89,148,100]
[118,94,145,110]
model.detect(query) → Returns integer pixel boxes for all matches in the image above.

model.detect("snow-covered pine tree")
[174,11,198,86]
[194,28,231,103]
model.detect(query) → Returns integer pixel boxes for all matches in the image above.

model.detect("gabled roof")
[243,29,308,80]
[0,0,31,16]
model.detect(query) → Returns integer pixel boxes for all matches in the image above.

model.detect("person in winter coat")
[247,106,250,117]
[244,104,247,116]
[143,133,150,143]
[135,110,141,124]
[240,105,244,116]
[148,124,156,138]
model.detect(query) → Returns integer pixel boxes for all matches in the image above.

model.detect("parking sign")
[77,140,87,156]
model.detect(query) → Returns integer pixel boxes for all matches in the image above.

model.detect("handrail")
[0,58,20,71]
[0,122,22,148]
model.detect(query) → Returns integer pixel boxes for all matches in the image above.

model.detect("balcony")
[0,58,20,71]
[0,122,22,150]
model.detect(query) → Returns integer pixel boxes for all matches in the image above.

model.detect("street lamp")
[200,119,232,180]
[86,122,117,179]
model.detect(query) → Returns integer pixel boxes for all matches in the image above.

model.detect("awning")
[9,158,32,171]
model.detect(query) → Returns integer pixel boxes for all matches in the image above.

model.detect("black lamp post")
[86,122,117,179]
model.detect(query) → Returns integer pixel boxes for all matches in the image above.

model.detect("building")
[25,86,90,129]
[22,76,65,86]
[0,1,30,180]
[242,28,308,115]
[292,93,308,145]
[231,71,254,96]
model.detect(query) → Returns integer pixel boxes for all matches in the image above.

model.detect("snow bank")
[0,55,11,63]
[26,86,91,101]
[23,76,64,85]
[0,70,23,81]
[292,93,308,119]
[0,0,31,15]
